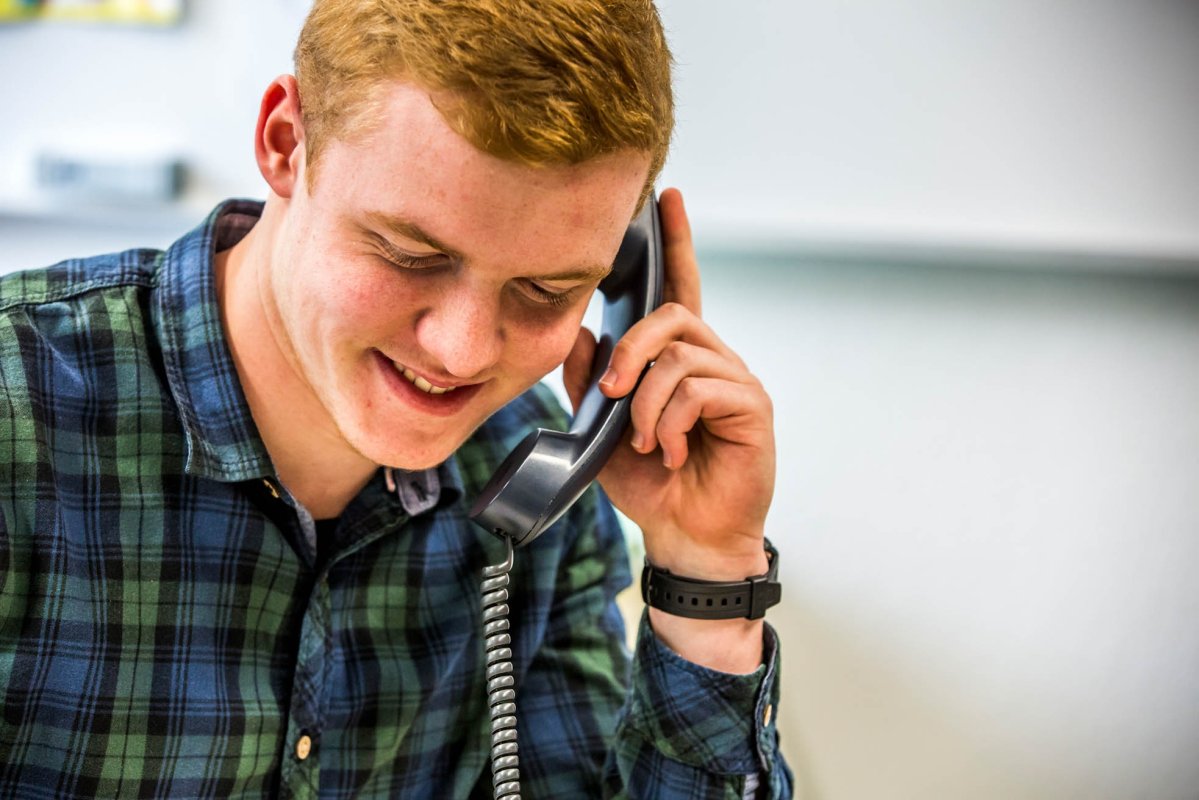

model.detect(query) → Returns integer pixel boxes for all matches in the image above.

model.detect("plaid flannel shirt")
[0,201,790,799]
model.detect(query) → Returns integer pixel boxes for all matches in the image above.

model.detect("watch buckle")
[747,574,781,620]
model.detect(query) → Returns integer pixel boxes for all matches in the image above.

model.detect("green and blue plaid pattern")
[0,201,789,799]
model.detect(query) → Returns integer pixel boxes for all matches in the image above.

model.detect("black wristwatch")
[640,539,781,620]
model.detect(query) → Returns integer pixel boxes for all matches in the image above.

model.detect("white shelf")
[0,196,216,232]
[690,217,1199,277]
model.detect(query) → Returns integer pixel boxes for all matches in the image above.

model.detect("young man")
[0,1,790,797]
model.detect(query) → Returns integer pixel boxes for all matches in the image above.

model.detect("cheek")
[507,311,586,378]
[293,250,412,340]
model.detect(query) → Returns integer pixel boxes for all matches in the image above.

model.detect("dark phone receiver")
[469,195,664,547]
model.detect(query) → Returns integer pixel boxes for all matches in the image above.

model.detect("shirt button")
[295,734,312,761]
[762,703,773,727]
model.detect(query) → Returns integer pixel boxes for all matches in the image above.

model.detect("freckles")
[324,266,401,321]
[517,322,583,373]
[338,276,377,309]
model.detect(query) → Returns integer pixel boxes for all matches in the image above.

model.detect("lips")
[394,362,459,394]
[372,350,482,417]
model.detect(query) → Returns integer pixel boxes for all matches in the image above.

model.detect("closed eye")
[370,230,582,308]
[383,251,447,270]
[373,236,449,271]
[522,281,577,308]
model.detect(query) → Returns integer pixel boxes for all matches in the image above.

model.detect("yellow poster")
[0,0,183,24]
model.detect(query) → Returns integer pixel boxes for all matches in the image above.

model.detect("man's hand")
[563,188,776,673]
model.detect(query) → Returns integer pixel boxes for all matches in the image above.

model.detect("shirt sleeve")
[488,483,792,799]
[607,611,792,799]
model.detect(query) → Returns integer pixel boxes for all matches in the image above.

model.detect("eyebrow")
[363,211,613,282]
[365,211,465,261]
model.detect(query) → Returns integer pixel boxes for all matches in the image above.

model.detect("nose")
[414,283,505,380]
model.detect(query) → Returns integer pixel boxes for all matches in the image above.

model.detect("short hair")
[293,0,674,203]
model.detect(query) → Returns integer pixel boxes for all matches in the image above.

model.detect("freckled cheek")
[302,261,420,342]
[508,316,587,378]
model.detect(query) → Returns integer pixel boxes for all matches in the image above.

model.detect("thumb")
[562,327,598,413]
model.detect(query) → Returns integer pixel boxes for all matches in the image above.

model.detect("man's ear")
[255,75,306,199]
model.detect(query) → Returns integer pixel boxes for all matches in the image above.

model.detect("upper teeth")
[398,364,457,394]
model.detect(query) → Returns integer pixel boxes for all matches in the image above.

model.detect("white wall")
[3,3,1199,798]
[701,257,1199,799]
[0,0,307,239]
[656,0,1199,261]
[3,0,1198,266]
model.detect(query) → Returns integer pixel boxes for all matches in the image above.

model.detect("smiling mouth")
[392,362,459,395]
[373,351,484,419]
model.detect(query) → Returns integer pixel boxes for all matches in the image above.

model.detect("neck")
[214,206,377,519]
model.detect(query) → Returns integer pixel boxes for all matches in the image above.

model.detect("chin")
[345,423,467,472]
[389,450,456,472]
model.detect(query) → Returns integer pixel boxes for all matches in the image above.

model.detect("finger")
[655,377,766,470]
[602,301,742,398]
[562,326,598,412]
[658,187,702,317]
[627,341,754,454]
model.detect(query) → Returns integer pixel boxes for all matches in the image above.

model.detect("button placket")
[282,576,332,792]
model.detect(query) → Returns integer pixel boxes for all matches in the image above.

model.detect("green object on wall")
[0,0,183,25]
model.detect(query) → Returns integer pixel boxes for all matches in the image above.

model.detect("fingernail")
[599,367,617,388]
[662,450,673,469]
[631,431,644,451]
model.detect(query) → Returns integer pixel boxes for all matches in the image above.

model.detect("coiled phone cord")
[482,533,522,800]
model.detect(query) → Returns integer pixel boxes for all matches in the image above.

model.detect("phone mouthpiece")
[468,394,628,547]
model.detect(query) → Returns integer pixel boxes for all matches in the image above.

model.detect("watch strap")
[640,539,781,620]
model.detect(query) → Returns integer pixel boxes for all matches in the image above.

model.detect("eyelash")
[525,283,575,308]
[378,248,575,308]
[381,249,443,272]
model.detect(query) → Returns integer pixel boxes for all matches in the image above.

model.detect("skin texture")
[217,75,776,673]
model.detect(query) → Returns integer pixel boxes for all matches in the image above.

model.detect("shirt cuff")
[624,608,782,776]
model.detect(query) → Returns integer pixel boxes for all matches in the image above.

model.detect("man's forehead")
[320,83,647,276]
[349,82,651,187]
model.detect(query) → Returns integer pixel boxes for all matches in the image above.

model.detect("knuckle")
[676,376,703,403]
[746,374,771,403]
[660,301,690,323]
[610,338,637,365]
[658,340,689,367]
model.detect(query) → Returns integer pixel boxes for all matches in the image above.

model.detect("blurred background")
[3,1,1198,798]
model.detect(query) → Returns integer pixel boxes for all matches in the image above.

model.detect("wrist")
[644,530,768,581]
[641,538,781,621]
[647,609,765,674]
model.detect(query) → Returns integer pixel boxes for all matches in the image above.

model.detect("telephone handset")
[469,195,664,800]
[469,193,664,547]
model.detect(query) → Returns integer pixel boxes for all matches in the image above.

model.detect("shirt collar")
[154,199,271,482]
[152,199,462,512]
[386,458,464,517]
